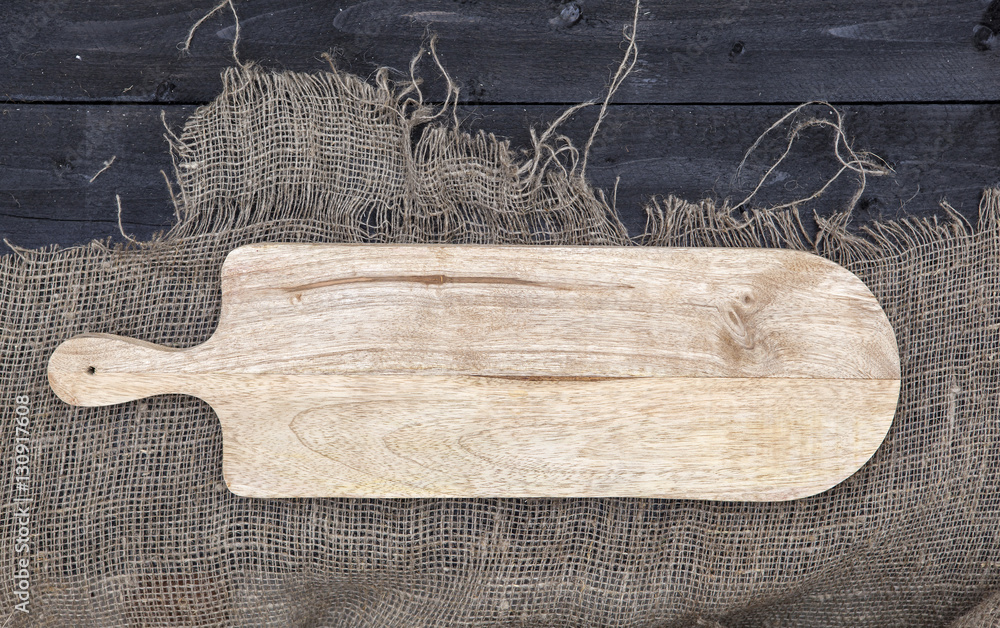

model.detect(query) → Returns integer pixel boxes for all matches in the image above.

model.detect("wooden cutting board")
[48,244,900,500]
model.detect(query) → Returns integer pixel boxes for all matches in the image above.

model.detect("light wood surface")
[48,244,900,500]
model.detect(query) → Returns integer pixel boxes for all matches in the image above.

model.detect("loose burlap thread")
[1,61,998,626]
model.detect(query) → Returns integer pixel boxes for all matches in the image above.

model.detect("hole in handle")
[50,333,190,407]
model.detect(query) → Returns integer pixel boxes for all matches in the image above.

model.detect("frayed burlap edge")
[4,60,992,265]
[640,188,996,266]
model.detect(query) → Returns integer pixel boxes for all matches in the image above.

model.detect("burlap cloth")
[2,64,997,626]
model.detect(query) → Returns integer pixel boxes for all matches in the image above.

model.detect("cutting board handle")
[48,333,193,407]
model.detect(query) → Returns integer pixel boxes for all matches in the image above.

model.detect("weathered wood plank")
[0,0,997,105]
[0,105,193,248]
[2,103,996,249]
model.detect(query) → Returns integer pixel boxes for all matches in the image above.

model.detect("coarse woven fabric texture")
[1,64,998,626]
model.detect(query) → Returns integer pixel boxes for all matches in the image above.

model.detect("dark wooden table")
[2,0,999,248]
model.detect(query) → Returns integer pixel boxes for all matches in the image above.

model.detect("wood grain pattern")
[0,0,995,104]
[48,244,900,500]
